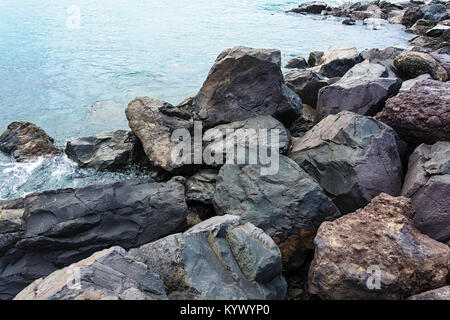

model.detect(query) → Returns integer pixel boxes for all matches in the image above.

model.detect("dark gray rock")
[126,96,194,173]
[0,122,60,161]
[213,155,341,270]
[194,46,302,128]
[289,1,328,14]
[317,46,361,78]
[316,63,402,120]
[401,142,450,243]
[343,18,357,25]
[0,179,187,300]
[407,286,450,300]
[421,4,448,21]
[129,215,287,300]
[285,56,308,69]
[402,6,425,27]
[406,19,438,35]
[308,51,324,67]
[289,104,317,137]
[14,247,168,300]
[289,111,403,214]
[185,169,218,205]
[65,130,145,171]
[284,69,330,108]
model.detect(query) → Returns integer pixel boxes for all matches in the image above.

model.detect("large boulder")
[202,115,291,164]
[14,247,168,300]
[376,79,450,145]
[213,155,341,270]
[284,69,330,108]
[289,111,403,214]
[317,46,361,78]
[126,96,193,173]
[289,1,328,14]
[401,6,425,27]
[407,286,450,300]
[309,193,450,300]
[316,63,402,120]
[194,46,302,128]
[401,142,450,243]
[65,130,145,171]
[285,56,307,69]
[393,51,448,81]
[129,215,287,300]
[421,4,448,21]
[0,179,187,300]
[0,122,60,161]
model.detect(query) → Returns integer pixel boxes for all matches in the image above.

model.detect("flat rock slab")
[289,111,403,214]
[309,193,450,300]
[213,155,341,270]
[0,179,187,300]
[129,215,287,300]
[14,247,168,300]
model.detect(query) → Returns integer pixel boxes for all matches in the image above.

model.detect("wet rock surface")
[129,215,287,300]
[309,193,450,300]
[0,122,60,161]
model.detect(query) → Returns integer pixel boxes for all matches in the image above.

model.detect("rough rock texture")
[176,93,197,117]
[0,179,187,300]
[308,51,324,67]
[309,193,450,300]
[65,130,144,171]
[0,122,60,161]
[360,47,402,66]
[126,96,193,173]
[316,63,402,120]
[407,19,439,35]
[289,104,316,137]
[289,1,328,14]
[129,215,287,300]
[14,247,168,300]
[401,142,450,243]
[318,46,361,78]
[393,51,448,81]
[185,169,218,205]
[289,111,403,214]
[203,115,291,164]
[285,56,308,69]
[407,286,450,300]
[402,6,425,27]
[421,4,448,21]
[284,69,330,108]
[376,80,450,145]
[213,155,341,270]
[194,46,302,128]
[399,73,432,92]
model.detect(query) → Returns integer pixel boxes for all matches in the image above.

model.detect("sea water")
[0,0,412,200]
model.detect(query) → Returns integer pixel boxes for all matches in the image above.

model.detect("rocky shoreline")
[0,0,449,300]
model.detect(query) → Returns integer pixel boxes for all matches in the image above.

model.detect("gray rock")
[359,46,402,76]
[426,21,450,37]
[126,96,194,173]
[308,51,324,67]
[407,286,450,300]
[388,10,405,24]
[289,111,403,214]
[402,6,425,27]
[285,56,308,69]
[14,247,168,300]
[0,122,60,161]
[421,4,448,21]
[213,155,341,270]
[316,63,402,120]
[399,73,433,92]
[129,215,287,300]
[407,19,439,35]
[65,130,145,171]
[317,46,361,78]
[176,93,197,117]
[401,142,450,243]
[430,46,450,77]
[289,1,328,14]
[289,104,317,137]
[194,46,302,128]
[203,115,291,164]
[0,179,187,300]
[284,69,330,108]
[185,169,218,205]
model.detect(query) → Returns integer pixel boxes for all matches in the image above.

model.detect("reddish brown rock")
[376,80,450,146]
[309,193,450,300]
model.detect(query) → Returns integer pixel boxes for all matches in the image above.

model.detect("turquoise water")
[0,0,412,200]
